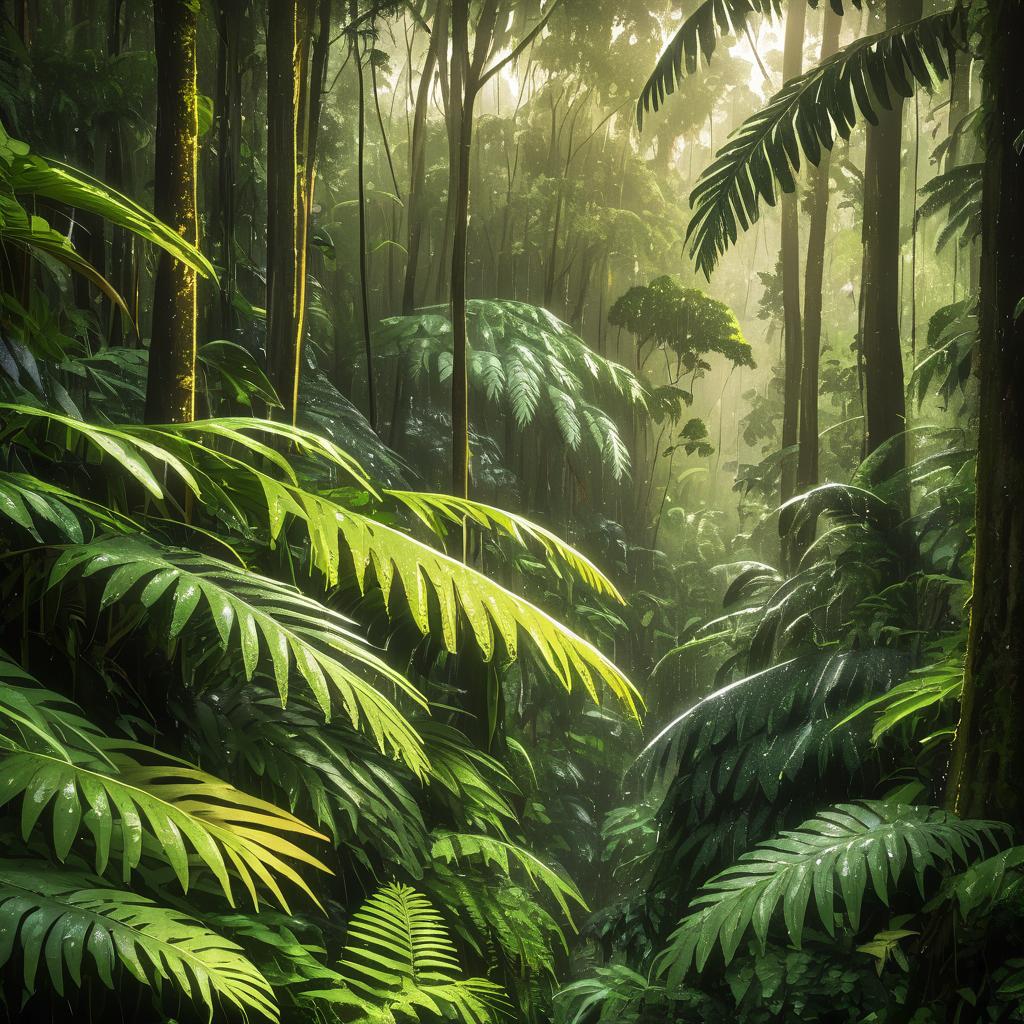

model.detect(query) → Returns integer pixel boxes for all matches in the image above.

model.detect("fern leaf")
[326,882,510,1023]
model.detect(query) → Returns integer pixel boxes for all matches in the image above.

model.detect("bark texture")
[947,0,1024,831]
[145,0,198,424]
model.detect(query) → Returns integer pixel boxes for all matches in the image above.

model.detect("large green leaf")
[2,122,216,281]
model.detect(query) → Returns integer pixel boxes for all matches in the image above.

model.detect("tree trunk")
[858,0,921,482]
[450,0,473,497]
[145,0,198,424]
[215,0,243,339]
[266,0,311,424]
[402,1,442,315]
[350,9,378,430]
[946,0,1024,831]
[795,8,842,507]
[779,0,806,523]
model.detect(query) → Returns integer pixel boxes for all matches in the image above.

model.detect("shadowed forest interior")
[0,0,1023,1021]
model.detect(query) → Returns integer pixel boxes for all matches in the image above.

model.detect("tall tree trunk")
[145,0,198,424]
[215,0,243,338]
[779,0,806,520]
[266,0,311,424]
[450,0,473,497]
[795,8,842,507]
[858,0,921,482]
[946,0,1024,831]
[352,8,377,429]
[402,1,442,314]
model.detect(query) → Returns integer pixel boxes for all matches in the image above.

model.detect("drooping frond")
[430,832,588,925]
[2,122,216,280]
[686,10,963,276]
[638,0,782,129]
[916,161,983,251]
[0,861,276,1021]
[636,0,862,129]
[0,654,329,910]
[641,651,909,892]
[49,537,430,773]
[656,802,1008,983]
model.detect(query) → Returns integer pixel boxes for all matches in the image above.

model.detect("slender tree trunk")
[779,0,806,522]
[795,8,842,509]
[145,0,198,424]
[947,1,1024,831]
[450,0,473,497]
[402,1,442,314]
[349,12,378,428]
[858,0,921,482]
[266,0,311,424]
[215,0,242,339]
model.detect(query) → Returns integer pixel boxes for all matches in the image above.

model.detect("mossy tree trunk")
[266,0,312,425]
[145,0,198,424]
[947,0,1024,832]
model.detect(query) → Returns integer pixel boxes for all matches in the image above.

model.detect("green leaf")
[0,861,276,1021]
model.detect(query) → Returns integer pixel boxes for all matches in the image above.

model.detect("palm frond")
[49,537,430,773]
[636,0,863,129]
[430,832,587,925]
[686,11,962,276]
[3,123,216,280]
[657,802,1008,982]
[4,407,640,716]
[638,0,781,129]
[0,861,276,1021]
[386,489,624,601]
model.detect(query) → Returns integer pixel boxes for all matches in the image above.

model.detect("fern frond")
[0,860,275,1021]
[326,882,510,1023]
